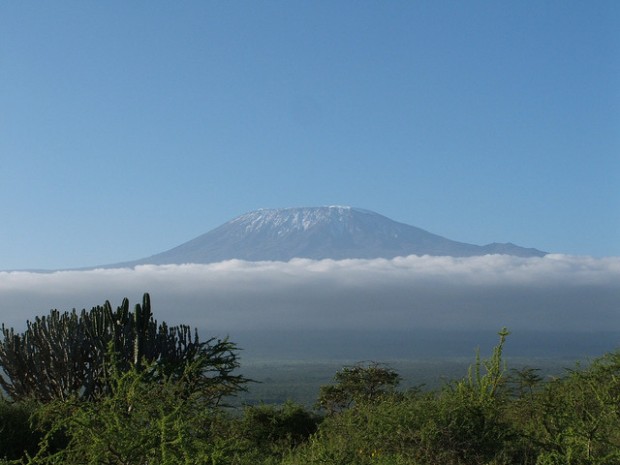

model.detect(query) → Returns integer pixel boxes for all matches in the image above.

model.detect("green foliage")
[0,294,245,403]
[284,392,424,465]
[27,391,318,465]
[532,351,620,464]
[3,308,620,465]
[239,402,320,449]
[316,362,401,414]
[288,329,516,465]
[205,402,320,465]
[289,332,620,465]
[0,399,41,460]
[460,327,511,402]
[26,355,222,465]
[431,327,513,463]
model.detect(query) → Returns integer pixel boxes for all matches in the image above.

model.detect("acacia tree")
[0,293,246,403]
[316,362,401,414]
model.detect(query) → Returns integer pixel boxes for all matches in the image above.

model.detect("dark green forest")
[0,295,619,464]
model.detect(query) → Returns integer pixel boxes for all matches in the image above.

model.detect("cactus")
[0,293,245,402]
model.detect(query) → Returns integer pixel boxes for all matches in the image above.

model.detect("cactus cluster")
[0,293,243,402]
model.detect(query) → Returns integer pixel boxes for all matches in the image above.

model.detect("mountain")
[109,206,546,267]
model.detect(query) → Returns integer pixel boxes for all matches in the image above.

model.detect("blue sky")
[1,1,619,270]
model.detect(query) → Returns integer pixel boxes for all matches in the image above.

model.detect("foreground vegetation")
[0,296,619,464]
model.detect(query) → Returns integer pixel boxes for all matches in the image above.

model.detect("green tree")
[316,362,401,414]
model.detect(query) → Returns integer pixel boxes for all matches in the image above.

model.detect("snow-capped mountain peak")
[232,206,366,235]
[105,206,546,267]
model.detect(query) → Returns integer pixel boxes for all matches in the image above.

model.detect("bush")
[285,329,516,465]
[205,401,320,465]
[27,356,223,465]
[0,399,41,460]
[532,351,620,464]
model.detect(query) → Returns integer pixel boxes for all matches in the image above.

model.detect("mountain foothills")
[110,206,546,268]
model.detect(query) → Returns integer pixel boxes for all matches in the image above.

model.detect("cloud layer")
[1,255,618,333]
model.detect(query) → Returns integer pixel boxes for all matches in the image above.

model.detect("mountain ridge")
[106,206,546,268]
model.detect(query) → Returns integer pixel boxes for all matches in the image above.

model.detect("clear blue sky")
[1,1,618,270]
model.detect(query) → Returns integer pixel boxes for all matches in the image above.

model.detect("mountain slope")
[110,206,546,267]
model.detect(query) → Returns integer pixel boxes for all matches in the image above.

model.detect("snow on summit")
[233,206,362,234]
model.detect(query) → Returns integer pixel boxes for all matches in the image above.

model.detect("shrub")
[0,399,41,460]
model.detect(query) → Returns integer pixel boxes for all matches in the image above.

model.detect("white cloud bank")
[0,254,618,333]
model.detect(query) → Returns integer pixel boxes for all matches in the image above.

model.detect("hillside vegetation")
[0,295,619,464]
